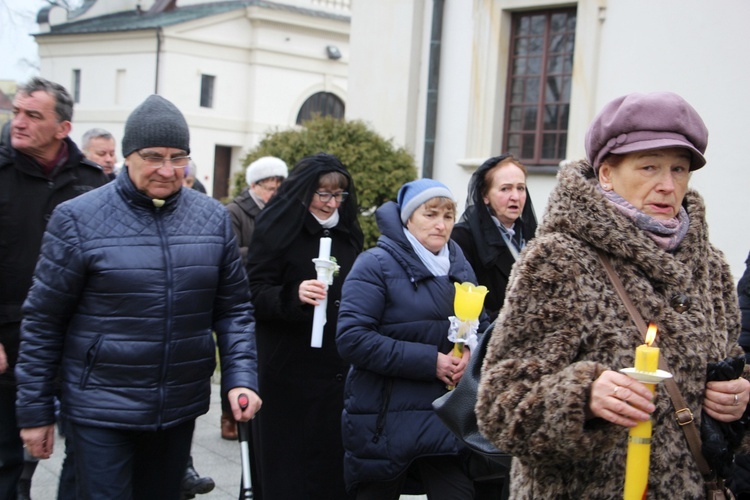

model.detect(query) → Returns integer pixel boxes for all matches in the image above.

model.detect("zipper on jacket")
[155,209,174,427]
[372,379,394,443]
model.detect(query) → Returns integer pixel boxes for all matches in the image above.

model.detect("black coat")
[247,213,359,500]
[226,188,261,267]
[452,156,538,323]
[738,251,750,350]
[451,214,535,322]
[0,137,108,385]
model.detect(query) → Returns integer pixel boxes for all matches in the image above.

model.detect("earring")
[602,184,611,191]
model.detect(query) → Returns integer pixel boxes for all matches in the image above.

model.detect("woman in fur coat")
[476,91,750,499]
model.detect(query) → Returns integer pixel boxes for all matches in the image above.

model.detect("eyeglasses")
[256,181,280,194]
[136,150,191,169]
[315,191,348,203]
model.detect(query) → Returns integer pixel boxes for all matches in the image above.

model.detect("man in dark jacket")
[80,127,118,181]
[226,156,287,269]
[731,251,750,499]
[15,94,261,499]
[0,77,109,499]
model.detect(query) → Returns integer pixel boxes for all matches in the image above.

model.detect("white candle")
[311,237,332,348]
[318,237,331,260]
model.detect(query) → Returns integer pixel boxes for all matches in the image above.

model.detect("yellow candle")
[447,282,487,389]
[623,323,659,500]
[451,282,488,357]
[623,382,655,500]
[634,344,659,373]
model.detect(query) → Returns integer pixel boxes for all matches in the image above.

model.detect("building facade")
[345,0,750,278]
[35,0,350,198]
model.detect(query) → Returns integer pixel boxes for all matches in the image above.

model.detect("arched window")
[296,92,345,124]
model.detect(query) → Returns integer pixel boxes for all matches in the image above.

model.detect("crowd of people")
[1,76,749,500]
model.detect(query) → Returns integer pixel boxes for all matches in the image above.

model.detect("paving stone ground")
[29,379,425,500]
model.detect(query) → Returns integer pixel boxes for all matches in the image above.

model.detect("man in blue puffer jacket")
[15,94,261,499]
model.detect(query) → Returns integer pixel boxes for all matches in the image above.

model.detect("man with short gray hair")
[0,76,108,499]
[81,127,117,180]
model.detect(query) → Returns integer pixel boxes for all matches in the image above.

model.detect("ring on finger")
[613,385,620,396]
[734,393,739,406]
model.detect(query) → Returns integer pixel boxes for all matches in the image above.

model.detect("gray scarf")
[598,185,689,251]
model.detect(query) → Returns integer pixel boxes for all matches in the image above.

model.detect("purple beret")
[585,91,708,172]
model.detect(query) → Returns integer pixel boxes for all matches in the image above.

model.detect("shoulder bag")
[432,322,512,469]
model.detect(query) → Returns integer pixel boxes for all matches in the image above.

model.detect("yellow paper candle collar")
[453,282,488,321]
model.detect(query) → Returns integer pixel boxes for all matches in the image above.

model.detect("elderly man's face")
[11,91,70,160]
[84,137,117,174]
[127,147,187,199]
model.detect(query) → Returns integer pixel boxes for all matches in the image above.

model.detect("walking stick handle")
[236,393,253,499]
[238,393,249,410]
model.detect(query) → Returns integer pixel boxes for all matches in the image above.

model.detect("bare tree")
[0,0,82,81]
[44,0,86,11]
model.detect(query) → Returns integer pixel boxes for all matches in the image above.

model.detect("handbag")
[432,323,512,468]
[597,249,735,500]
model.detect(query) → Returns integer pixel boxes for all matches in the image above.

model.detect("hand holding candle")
[310,237,339,348]
[447,282,487,389]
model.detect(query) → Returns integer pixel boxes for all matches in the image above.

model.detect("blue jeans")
[69,419,195,500]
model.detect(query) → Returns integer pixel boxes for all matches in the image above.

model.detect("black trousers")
[69,419,194,500]
[0,384,23,500]
[355,455,474,500]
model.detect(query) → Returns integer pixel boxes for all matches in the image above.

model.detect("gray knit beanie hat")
[122,95,190,157]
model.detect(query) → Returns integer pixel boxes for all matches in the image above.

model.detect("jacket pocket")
[79,336,103,389]
[372,378,394,445]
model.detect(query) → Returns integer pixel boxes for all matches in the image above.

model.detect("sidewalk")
[30,380,243,499]
[29,381,425,499]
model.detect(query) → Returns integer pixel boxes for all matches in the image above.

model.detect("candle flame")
[645,323,657,346]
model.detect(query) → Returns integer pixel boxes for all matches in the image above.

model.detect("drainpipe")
[421,0,444,179]
[154,26,163,94]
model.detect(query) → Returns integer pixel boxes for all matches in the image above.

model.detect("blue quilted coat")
[15,170,258,430]
[336,201,489,490]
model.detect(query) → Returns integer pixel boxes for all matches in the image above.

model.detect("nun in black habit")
[246,153,362,500]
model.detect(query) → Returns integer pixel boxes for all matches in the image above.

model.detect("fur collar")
[540,160,710,290]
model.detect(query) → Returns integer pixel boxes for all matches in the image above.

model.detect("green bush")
[232,116,417,249]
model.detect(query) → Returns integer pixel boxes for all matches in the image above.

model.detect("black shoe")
[181,463,215,498]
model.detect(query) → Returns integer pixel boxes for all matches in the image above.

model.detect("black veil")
[251,152,364,252]
[458,154,538,267]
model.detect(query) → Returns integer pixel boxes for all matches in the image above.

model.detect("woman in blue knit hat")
[337,178,490,499]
